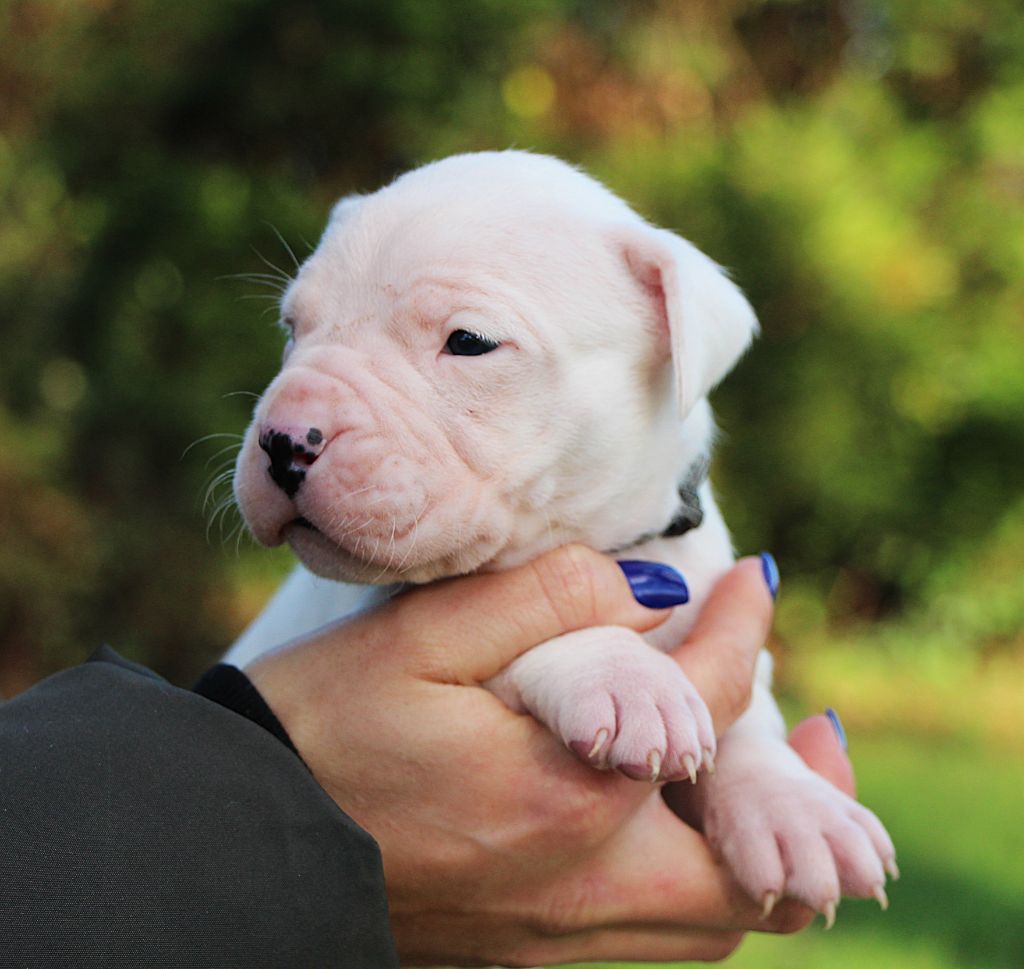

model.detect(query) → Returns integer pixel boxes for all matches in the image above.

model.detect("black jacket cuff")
[193,663,301,759]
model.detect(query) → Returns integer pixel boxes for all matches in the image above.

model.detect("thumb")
[398,545,683,683]
[670,556,776,733]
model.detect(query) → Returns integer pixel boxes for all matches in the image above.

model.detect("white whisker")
[235,293,286,304]
[204,443,243,469]
[182,432,244,461]
[250,247,295,287]
[233,518,249,558]
[394,515,420,575]
[264,221,302,273]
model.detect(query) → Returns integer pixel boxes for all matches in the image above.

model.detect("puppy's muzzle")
[258,425,326,498]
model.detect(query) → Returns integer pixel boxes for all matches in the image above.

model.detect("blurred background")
[1,1,1021,966]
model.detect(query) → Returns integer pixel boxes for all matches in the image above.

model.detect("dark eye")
[444,329,500,356]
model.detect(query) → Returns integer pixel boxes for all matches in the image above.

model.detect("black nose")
[258,427,324,498]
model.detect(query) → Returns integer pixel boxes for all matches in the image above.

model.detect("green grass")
[570,732,1024,969]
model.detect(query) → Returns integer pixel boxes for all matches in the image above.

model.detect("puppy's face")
[233,152,756,583]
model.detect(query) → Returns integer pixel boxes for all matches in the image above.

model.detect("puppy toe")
[606,698,668,781]
[657,698,706,782]
[618,749,666,783]
[711,821,786,912]
[561,696,617,769]
[825,820,888,900]
[687,690,717,767]
[778,828,842,917]
[568,730,612,768]
[847,800,898,878]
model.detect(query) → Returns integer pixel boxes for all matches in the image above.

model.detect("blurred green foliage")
[1,0,1021,699]
[2,4,1022,967]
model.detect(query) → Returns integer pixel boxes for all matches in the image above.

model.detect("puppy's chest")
[640,603,701,654]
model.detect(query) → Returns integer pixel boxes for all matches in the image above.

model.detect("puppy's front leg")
[487,628,716,783]
[701,657,898,924]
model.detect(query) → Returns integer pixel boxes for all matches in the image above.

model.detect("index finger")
[669,556,775,733]
[391,544,675,684]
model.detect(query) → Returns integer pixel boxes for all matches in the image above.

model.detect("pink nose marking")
[258,425,326,498]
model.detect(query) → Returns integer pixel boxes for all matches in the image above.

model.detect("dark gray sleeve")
[0,648,399,969]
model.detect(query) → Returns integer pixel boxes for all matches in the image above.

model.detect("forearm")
[0,648,398,969]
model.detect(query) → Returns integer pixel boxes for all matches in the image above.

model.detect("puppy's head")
[233,152,757,583]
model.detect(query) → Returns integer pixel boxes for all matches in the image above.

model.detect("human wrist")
[243,647,324,769]
[193,662,301,757]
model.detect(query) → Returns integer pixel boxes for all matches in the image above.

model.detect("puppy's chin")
[282,520,499,585]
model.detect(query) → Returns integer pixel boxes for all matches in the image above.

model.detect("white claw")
[588,729,609,761]
[885,858,901,881]
[648,749,662,783]
[760,891,777,921]
[703,749,716,775]
[873,884,889,911]
[682,754,697,785]
[822,901,837,931]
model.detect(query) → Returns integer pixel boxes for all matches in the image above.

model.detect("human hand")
[248,546,812,966]
[789,712,855,796]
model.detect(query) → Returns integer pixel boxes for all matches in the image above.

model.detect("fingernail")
[618,560,690,608]
[825,707,848,751]
[760,552,780,600]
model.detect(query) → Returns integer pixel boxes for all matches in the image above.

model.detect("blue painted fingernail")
[760,552,780,600]
[618,560,690,609]
[825,708,848,751]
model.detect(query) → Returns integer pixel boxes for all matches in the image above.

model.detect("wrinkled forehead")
[328,203,594,292]
[291,165,632,321]
[288,231,520,342]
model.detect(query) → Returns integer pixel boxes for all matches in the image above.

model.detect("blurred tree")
[0,0,568,688]
[1,0,1021,691]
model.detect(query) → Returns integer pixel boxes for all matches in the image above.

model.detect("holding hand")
[249,546,854,966]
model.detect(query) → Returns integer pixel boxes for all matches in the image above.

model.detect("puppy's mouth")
[282,515,345,555]
[284,515,349,555]
[280,510,500,585]
[282,515,381,581]
[282,514,426,583]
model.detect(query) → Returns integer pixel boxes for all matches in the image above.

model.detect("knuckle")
[536,772,618,846]
[529,881,602,938]
[530,544,603,631]
[701,653,753,727]
[568,786,620,844]
[724,667,754,720]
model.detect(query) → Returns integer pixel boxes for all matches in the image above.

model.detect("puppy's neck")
[605,451,710,556]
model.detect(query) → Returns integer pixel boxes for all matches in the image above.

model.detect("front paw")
[704,747,898,925]
[535,627,716,783]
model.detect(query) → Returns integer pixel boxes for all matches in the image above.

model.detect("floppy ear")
[619,226,759,416]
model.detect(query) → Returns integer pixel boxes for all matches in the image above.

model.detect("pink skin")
[233,177,674,584]
[235,344,515,583]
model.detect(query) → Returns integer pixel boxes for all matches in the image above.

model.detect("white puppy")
[227,151,896,924]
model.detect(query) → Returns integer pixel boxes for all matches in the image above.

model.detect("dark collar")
[607,454,710,554]
[661,454,709,538]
